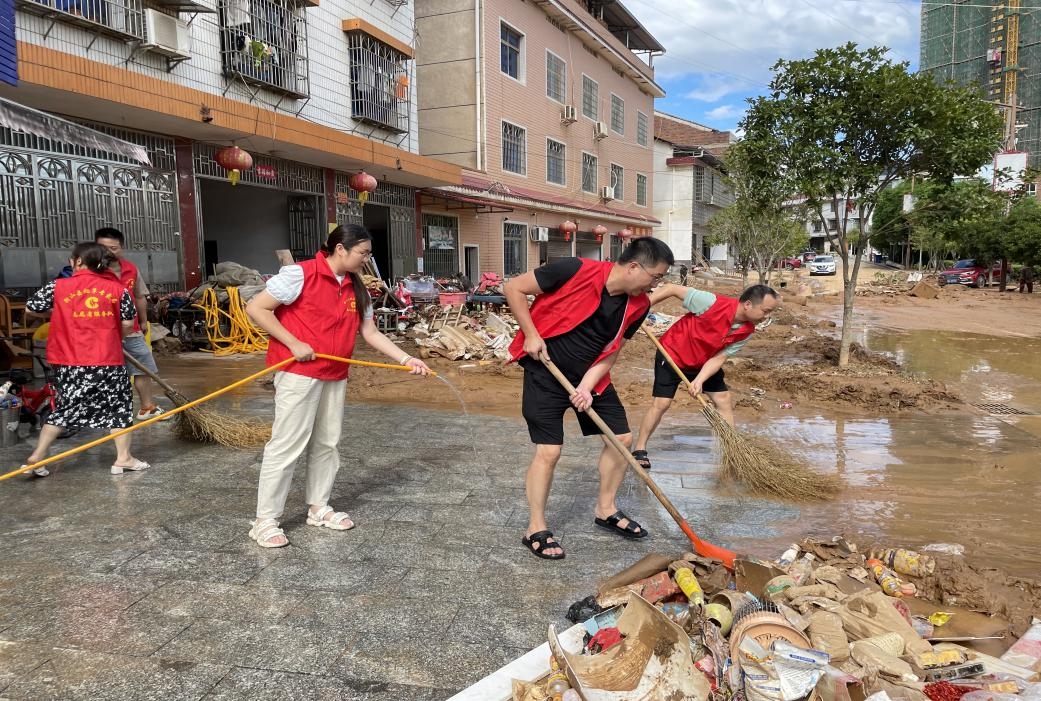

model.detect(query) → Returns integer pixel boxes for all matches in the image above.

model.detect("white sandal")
[111,459,150,475]
[249,518,289,548]
[306,505,355,531]
[22,464,49,478]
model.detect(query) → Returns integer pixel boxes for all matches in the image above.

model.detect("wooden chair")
[0,295,35,348]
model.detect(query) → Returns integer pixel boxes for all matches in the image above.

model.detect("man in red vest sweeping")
[505,237,675,560]
[95,228,166,421]
[631,283,779,471]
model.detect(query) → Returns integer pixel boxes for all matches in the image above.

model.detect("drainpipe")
[474,0,483,171]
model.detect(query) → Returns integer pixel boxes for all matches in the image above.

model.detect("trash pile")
[514,538,1041,701]
[411,307,517,361]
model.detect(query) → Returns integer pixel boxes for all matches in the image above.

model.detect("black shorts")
[521,364,630,445]
[651,350,728,399]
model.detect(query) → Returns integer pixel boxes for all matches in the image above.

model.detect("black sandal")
[631,450,651,471]
[594,510,648,539]
[522,530,566,560]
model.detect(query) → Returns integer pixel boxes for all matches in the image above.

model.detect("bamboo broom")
[641,324,840,500]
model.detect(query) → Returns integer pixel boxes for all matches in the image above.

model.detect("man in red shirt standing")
[632,283,779,471]
[505,238,674,560]
[94,228,165,421]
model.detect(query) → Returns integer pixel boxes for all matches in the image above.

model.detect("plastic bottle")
[787,553,816,586]
[874,548,935,577]
[546,672,571,700]
[675,568,705,607]
[777,543,800,568]
[866,559,904,597]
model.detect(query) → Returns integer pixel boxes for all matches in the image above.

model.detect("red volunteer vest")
[48,269,126,366]
[661,294,755,370]
[115,257,142,333]
[266,252,362,381]
[508,259,650,394]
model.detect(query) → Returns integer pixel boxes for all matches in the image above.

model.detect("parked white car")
[809,255,837,275]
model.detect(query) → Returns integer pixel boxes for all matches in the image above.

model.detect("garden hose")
[194,286,268,356]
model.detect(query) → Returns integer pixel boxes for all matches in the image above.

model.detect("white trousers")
[256,371,347,520]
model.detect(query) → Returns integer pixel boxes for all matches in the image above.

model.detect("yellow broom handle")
[640,323,712,410]
[0,354,432,481]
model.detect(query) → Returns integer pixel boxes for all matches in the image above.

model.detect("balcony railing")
[218,0,309,98]
[16,0,145,40]
[347,31,409,134]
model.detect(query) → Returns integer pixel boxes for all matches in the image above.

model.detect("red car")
[938,259,1009,288]
[775,257,803,270]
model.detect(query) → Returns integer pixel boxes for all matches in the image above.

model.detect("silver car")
[809,254,837,275]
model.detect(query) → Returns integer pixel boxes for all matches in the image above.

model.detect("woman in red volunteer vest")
[21,242,149,478]
[632,283,779,471]
[244,224,430,548]
[504,237,674,560]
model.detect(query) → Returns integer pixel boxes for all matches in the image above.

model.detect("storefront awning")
[419,188,514,214]
[0,97,151,165]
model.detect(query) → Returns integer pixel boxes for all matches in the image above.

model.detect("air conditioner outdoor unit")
[600,186,614,201]
[561,105,578,124]
[593,121,609,140]
[143,9,191,59]
[530,226,550,242]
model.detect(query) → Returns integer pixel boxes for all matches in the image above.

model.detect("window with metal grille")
[423,213,459,278]
[611,163,623,200]
[17,0,145,39]
[504,222,527,276]
[218,0,310,98]
[502,121,526,175]
[582,152,597,193]
[609,234,622,261]
[582,75,598,120]
[637,111,649,147]
[501,22,522,79]
[546,138,565,185]
[636,173,647,206]
[610,94,624,134]
[347,31,410,134]
[546,51,566,103]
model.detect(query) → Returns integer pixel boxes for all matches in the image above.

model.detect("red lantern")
[214,146,253,186]
[558,220,577,242]
[619,227,634,240]
[349,170,378,205]
[592,224,608,242]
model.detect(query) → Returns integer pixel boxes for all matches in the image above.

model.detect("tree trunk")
[741,267,749,288]
[998,258,1008,292]
[838,243,865,367]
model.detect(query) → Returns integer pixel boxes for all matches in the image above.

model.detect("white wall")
[652,139,693,263]
[16,0,420,153]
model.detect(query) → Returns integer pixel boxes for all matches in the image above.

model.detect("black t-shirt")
[519,258,647,385]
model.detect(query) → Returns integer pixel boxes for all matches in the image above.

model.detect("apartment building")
[0,0,458,290]
[414,0,663,279]
[652,111,733,267]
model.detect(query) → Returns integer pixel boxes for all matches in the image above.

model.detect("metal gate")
[333,174,417,278]
[288,195,322,260]
[421,213,458,278]
[545,234,573,264]
[0,124,180,290]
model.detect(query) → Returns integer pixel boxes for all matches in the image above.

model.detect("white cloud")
[628,0,920,100]
[705,104,744,121]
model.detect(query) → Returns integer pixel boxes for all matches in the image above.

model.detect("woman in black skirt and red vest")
[21,242,150,477]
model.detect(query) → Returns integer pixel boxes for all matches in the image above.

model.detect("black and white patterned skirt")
[48,364,134,429]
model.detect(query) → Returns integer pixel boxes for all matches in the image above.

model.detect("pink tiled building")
[415,0,665,279]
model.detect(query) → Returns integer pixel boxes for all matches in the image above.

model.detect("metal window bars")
[582,76,598,120]
[16,0,145,40]
[347,31,410,134]
[637,112,649,147]
[503,222,526,276]
[610,163,623,200]
[636,173,647,206]
[502,122,526,175]
[218,0,309,98]
[611,94,624,134]
[546,139,565,185]
[546,52,565,102]
[582,153,597,193]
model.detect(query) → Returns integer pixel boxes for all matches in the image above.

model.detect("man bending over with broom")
[632,283,778,471]
[505,238,675,560]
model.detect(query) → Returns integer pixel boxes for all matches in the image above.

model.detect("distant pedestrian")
[21,242,149,478]
[244,224,430,548]
[1019,265,1035,294]
[94,228,166,421]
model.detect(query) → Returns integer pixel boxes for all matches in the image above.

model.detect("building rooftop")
[580,0,666,54]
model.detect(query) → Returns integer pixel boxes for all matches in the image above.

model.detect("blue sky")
[625,0,922,133]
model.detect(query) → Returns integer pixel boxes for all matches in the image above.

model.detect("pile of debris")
[411,307,517,361]
[511,538,1041,701]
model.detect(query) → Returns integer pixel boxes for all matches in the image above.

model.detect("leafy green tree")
[1005,197,1041,268]
[738,43,1003,366]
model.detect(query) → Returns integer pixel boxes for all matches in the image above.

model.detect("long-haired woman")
[22,242,149,477]
[245,224,430,548]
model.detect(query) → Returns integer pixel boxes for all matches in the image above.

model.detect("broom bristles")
[173,407,272,449]
[702,403,841,500]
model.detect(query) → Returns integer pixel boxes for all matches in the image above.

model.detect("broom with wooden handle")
[640,324,839,500]
[540,357,737,568]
